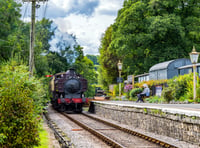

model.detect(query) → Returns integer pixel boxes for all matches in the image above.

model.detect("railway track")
[61,112,178,148]
[44,112,74,148]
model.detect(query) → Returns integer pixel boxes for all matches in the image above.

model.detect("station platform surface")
[93,101,200,117]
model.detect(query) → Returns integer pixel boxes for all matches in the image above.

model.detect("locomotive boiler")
[50,68,88,112]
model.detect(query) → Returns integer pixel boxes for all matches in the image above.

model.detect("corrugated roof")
[149,60,175,71]
[178,63,200,69]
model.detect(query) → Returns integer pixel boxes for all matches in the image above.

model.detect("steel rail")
[83,113,178,148]
[61,113,125,148]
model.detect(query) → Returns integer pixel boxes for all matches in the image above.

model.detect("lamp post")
[189,46,199,101]
[117,60,122,99]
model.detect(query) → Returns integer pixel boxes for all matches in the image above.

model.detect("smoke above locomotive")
[50,68,88,112]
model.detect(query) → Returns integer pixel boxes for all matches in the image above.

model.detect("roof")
[134,73,149,78]
[178,63,200,69]
[149,60,175,72]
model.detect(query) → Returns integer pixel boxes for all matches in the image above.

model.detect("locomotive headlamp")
[117,60,122,71]
[189,46,199,101]
[190,46,199,64]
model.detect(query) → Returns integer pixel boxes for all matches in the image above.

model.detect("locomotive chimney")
[67,68,76,75]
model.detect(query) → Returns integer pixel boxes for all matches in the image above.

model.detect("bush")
[134,79,168,89]
[129,88,143,98]
[161,73,200,102]
[161,87,173,102]
[145,96,164,103]
[0,60,48,147]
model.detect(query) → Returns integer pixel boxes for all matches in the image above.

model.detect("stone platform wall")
[93,102,200,145]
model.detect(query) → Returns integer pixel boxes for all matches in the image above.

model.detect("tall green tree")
[0,0,21,61]
[73,46,97,97]
[86,55,99,65]
[74,56,97,97]
[99,0,200,88]
[99,26,119,89]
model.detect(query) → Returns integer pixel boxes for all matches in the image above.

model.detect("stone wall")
[93,102,200,145]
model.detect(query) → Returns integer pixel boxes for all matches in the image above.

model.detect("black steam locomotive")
[49,68,88,112]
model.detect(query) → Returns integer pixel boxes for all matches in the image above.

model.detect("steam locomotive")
[49,68,88,112]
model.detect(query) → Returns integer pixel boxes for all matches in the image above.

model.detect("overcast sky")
[19,0,124,55]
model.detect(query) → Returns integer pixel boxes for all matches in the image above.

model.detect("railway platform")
[89,101,200,147]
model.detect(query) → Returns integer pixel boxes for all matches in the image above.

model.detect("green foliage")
[134,79,168,89]
[86,55,99,65]
[73,56,97,97]
[0,60,48,147]
[182,74,200,102]
[34,124,49,148]
[161,87,174,102]
[168,74,192,100]
[129,88,143,98]
[161,73,200,102]
[145,96,164,103]
[0,0,21,62]
[46,51,69,74]
[98,25,119,89]
[99,0,200,89]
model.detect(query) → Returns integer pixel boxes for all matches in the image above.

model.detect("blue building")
[149,58,192,80]
[178,63,200,77]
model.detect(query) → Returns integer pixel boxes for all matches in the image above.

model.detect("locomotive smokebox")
[65,79,81,94]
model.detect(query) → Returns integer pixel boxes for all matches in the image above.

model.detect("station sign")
[127,75,133,83]
[155,85,162,96]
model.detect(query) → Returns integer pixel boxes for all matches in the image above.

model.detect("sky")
[19,0,124,55]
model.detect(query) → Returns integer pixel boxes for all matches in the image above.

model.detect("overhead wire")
[10,0,30,60]
[43,0,48,19]
[22,1,30,21]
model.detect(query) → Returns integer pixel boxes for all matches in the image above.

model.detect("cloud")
[53,12,117,55]
[45,4,67,18]
[18,0,124,55]
[97,9,118,16]
[44,0,100,18]
[69,0,100,16]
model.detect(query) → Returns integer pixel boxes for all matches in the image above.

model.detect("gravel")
[47,105,109,148]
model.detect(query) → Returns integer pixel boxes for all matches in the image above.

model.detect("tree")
[46,51,69,74]
[99,0,200,88]
[73,55,97,97]
[98,26,119,89]
[86,55,99,65]
[0,0,21,61]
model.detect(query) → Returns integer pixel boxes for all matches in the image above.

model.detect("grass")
[34,123,49,148]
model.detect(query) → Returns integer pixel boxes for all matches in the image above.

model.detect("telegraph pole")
[22,0,47,77]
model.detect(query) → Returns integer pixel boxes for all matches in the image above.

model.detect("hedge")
[0,60,48,147]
